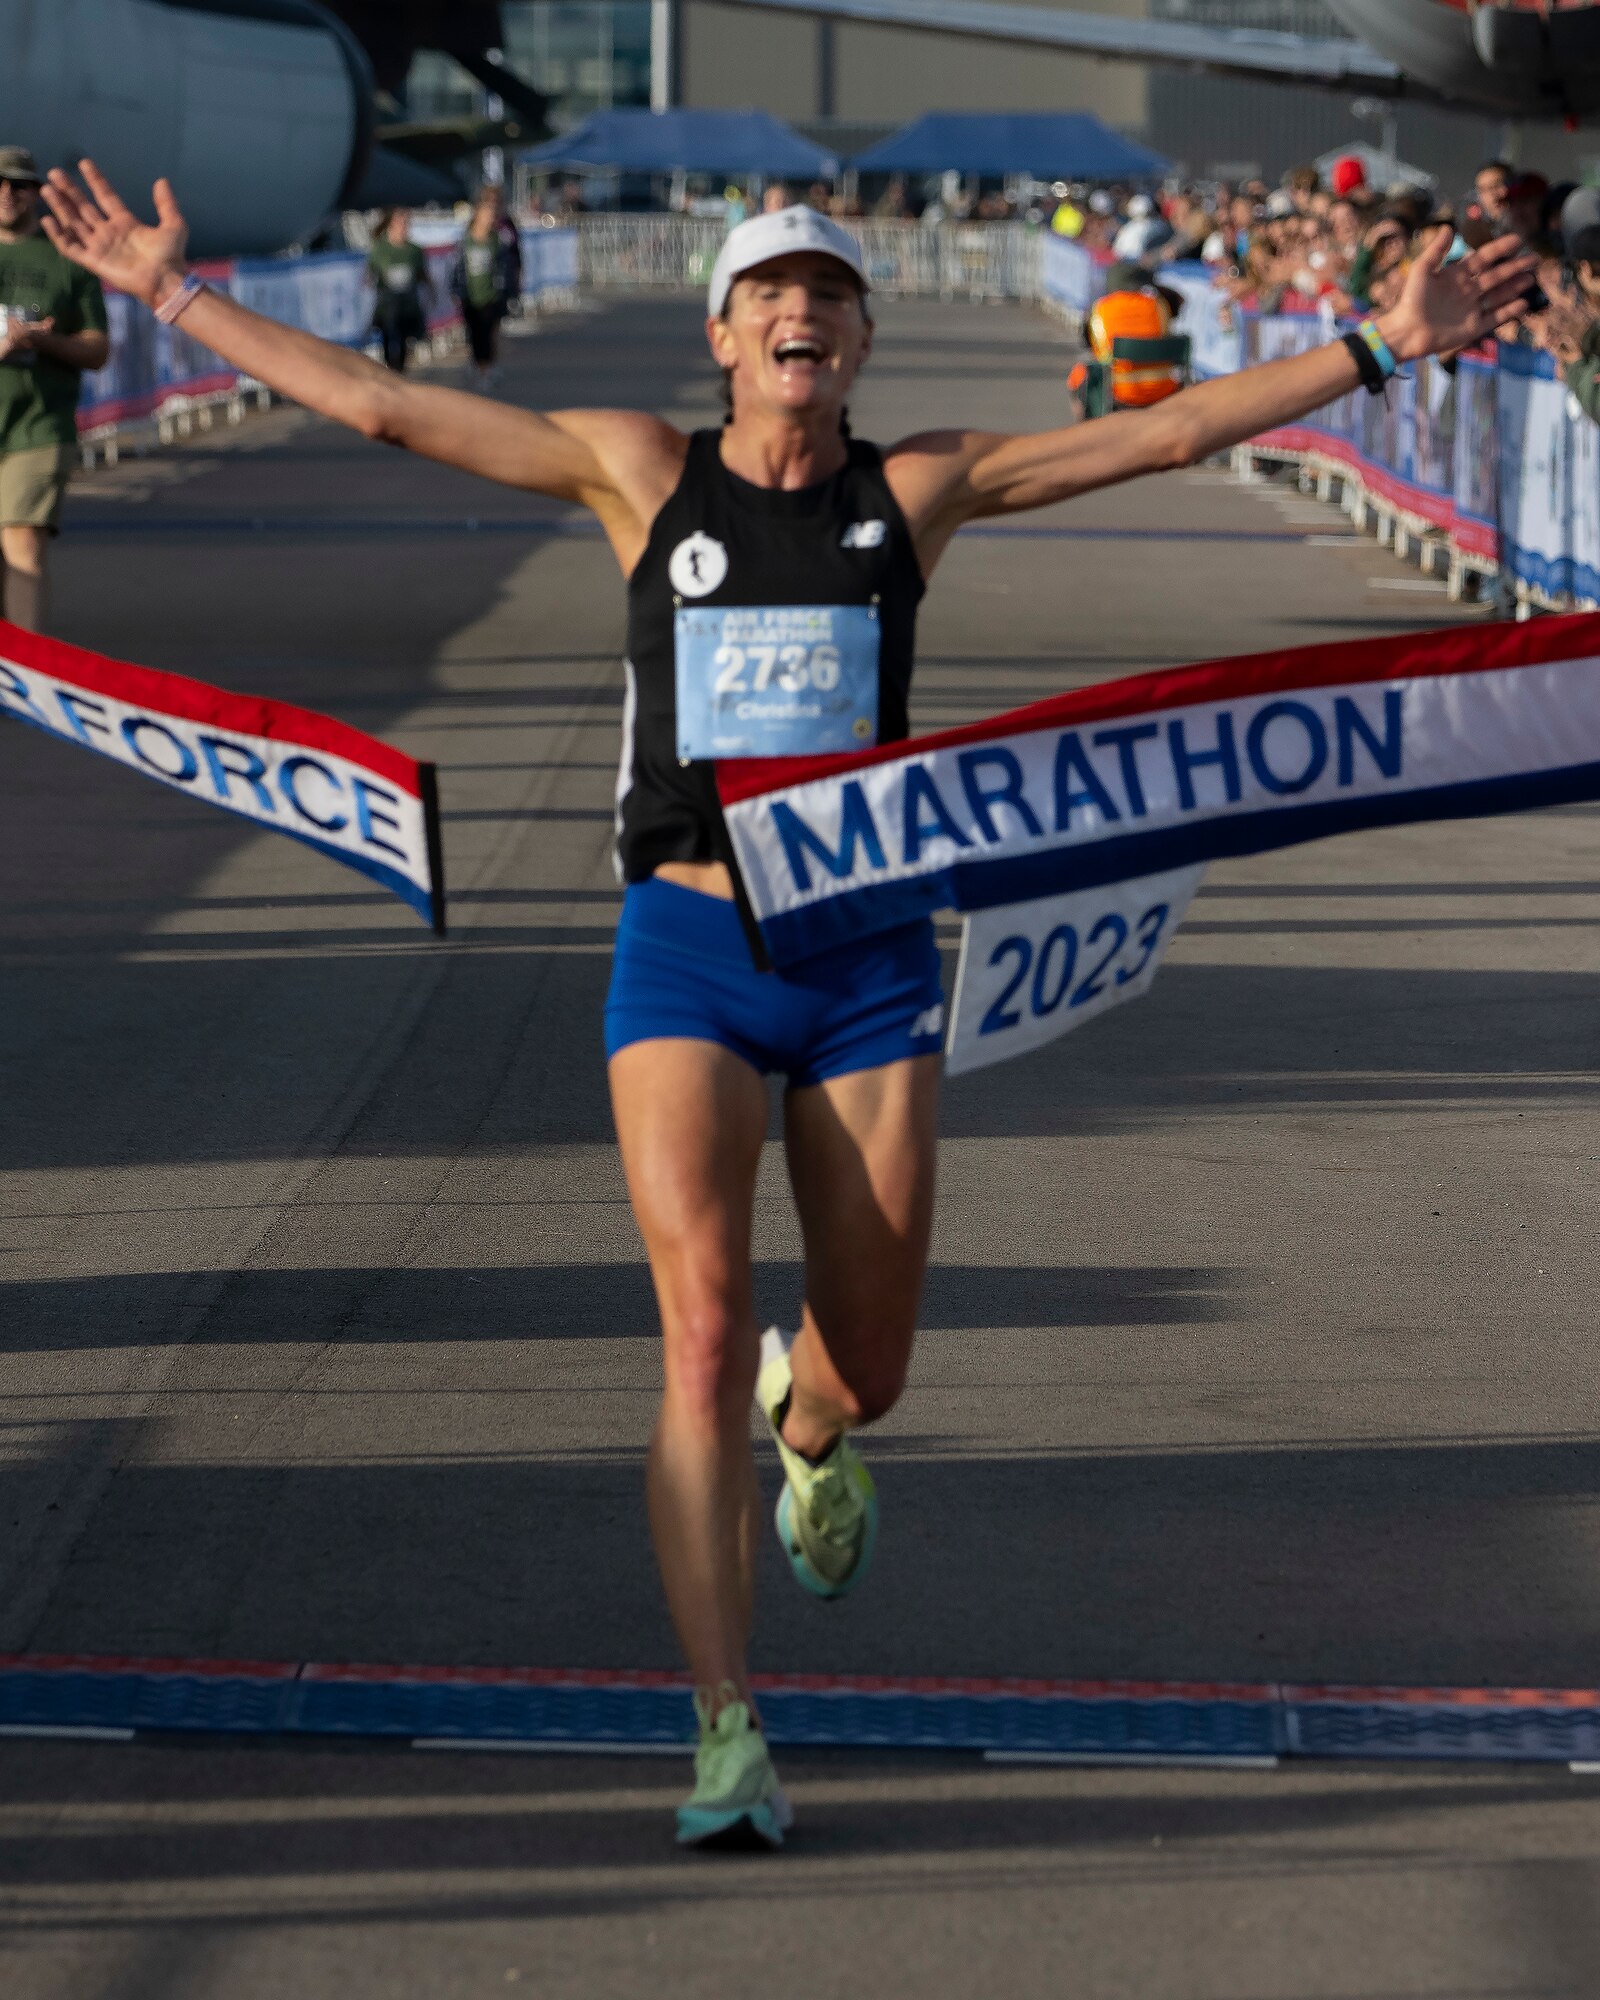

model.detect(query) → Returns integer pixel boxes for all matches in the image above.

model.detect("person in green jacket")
[450,186,518,387]
[366,208,430,373]
[0,145,108,632]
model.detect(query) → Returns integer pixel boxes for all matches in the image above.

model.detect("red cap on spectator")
[1330,156,1365,197]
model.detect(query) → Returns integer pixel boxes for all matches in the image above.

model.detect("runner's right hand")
[39,160,189,309]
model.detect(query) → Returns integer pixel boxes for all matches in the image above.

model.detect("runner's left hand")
[1376,231,1540,363]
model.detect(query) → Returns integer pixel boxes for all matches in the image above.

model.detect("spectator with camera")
[0,144,108,633]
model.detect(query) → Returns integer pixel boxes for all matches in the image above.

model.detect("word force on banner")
[0,622,446,930]
[945,864,1205,1075]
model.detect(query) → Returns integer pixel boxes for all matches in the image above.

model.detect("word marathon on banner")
[718,611,1600,1072]
[0,622,446,931]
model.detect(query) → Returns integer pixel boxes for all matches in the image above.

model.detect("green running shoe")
[675,1688,793,1850]
[757,1327,878,1601]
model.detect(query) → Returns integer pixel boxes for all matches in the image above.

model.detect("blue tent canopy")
[522,109,838,178]
[852,113,1169,181]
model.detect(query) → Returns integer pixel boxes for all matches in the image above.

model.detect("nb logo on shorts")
[840,520,886,549]
[910,1003,945,1041]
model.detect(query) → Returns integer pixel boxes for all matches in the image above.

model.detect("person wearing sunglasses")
[0,147,108,633]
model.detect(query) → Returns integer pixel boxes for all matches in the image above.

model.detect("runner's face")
[710,253,870,423]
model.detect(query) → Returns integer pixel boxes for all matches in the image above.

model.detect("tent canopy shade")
[852,112,1170,180]
[522,108,838,178]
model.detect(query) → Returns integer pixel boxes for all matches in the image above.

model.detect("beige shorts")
[0,442,77,532]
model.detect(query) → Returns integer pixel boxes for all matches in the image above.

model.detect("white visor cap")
[707,205,868,319]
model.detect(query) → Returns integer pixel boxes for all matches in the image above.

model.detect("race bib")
[945,864,1206,1075]
[675,604,879,759]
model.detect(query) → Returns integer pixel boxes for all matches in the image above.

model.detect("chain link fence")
[577,216,1045,304]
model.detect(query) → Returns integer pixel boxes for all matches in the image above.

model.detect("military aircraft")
[728,0,1600,123]
[0,0,544,257]
[5,0,1597,259]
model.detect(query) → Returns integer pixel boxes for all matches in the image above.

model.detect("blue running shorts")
[605,877,946,1087]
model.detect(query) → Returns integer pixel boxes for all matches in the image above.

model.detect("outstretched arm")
[40,162,683,558]
[888,230,1538,574]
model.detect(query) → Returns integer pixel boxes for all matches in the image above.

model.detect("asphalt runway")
[5,294,1600,1995]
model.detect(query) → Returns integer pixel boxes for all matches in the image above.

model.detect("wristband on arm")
[1342,318,1399,396]
[153,272,205,326]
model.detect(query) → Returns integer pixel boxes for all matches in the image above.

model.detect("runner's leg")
[610,1036,770,1701]
[782,1053,941,1456]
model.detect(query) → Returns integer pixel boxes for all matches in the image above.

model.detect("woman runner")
[40,162,1536,1850]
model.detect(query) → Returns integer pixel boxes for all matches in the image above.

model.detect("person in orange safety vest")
[1068,261,1189,418]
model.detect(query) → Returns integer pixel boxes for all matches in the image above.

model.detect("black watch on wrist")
[1341,329,1388,396]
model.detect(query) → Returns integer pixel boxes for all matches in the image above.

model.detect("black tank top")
[616,428,925,881]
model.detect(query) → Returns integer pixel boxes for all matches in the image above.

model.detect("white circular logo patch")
[668,532,728,598]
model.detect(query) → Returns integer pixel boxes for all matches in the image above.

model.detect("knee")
[0,527,44,575]
[663,1301,756,1427]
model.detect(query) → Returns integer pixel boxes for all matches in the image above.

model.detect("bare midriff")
[652,859,736,900]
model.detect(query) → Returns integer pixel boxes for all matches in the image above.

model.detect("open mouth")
[773,337,827,365]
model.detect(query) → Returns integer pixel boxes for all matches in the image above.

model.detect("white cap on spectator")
[707,205,867,319]
[1089,190,1114,215]
[1127,193,1153,218]
[1264,190,1295,219]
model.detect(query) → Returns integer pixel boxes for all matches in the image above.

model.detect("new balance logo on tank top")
[617,429,924,883]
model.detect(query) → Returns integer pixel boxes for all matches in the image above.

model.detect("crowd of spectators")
[525,153,1600,417]
[1062,157,1600,419]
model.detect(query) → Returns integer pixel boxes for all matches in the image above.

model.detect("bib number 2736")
[676,603,879,759]
[944,864,1206,1076]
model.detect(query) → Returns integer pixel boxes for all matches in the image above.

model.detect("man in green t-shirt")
[0,146,108,632]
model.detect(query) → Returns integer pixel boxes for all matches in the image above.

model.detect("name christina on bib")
[675,602,879,759]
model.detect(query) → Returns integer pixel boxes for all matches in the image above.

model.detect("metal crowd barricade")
[574,216,1040,304]
[77,215,1600,619]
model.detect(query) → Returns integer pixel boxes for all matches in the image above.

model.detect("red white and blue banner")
[0,623,446,931]
[718,613,1600,1073]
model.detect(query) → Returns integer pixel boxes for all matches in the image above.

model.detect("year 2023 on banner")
[944,863,1206,1075]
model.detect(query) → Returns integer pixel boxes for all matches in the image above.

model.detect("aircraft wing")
[719,0,1406,96]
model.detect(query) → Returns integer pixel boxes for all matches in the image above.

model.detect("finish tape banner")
[718,612,1600,1074]
[0,623,446,931]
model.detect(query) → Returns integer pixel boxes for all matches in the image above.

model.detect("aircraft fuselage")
[1327,0,1600,119]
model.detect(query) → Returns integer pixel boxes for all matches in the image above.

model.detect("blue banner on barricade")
[74,231,580,443]
[78,262,240,430]
[229,250,374,348]
[1166,271,1600,605]
[521,226,579,297]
